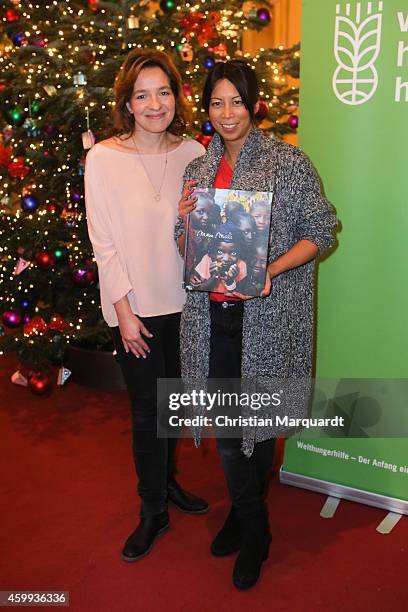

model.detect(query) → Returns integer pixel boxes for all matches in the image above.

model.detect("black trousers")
[209,301,275,520]
[111,312,181,518]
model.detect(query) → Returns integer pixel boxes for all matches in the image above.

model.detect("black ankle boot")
[167,478,209,514]
[232,511,271,590]
[211,506,242,557]
[122,511,169,562]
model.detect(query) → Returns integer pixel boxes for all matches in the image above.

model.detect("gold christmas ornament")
[179,43,193,62]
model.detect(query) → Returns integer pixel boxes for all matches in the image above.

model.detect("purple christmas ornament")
[70,190,81,204]
[257,8,271,23]
[2,310,22,328]
[288,115,299,128]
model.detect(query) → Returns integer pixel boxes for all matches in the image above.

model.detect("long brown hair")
[113,49,190,137]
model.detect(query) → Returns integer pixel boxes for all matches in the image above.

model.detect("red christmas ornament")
[23,316,47,336]
[0,144,12,167]
[7,156,29,179]
[28,372,52,396]
[255,101,269,121]
[47,201,58,213]
[35,250,56,270]
[195,134,212,148]
[182,83,193,97]
[49,314,69,332]
[88,0,99,10]
[5,9,20,22]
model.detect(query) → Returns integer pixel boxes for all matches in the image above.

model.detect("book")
[183,188,272,297]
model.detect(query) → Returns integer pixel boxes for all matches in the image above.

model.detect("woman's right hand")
[178,180,198,218]
[118,313,153,359]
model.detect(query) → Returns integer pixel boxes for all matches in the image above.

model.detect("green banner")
[282,0,408,509]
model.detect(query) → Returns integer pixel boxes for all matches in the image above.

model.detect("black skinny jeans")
[111,312,181,518]
[209,301,275,521]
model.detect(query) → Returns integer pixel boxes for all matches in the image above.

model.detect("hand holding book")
[178,180,198,218]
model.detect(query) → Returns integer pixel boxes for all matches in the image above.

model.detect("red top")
[210,156,240,303]
[213,155,233,189]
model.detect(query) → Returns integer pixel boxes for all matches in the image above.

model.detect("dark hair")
[202,60,259,119]
[233,211,257,230]
[113,49,190,137]
[194,190,216,207]
[224,199,245,221]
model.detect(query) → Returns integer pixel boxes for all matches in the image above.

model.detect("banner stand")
[376,512,403,535]
[318,497,404,533]
[320,496,341,519]
[280,468,408,516]
[281,0,408,522]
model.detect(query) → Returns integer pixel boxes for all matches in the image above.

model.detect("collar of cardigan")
[196,127,273,192]
[207,127,266,162]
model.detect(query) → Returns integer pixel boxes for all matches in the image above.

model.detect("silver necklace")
[132,134,168,202]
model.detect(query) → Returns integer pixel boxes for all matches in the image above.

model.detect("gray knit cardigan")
[175,128,337,456]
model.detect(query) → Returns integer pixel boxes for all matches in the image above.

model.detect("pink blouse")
[85,138,205,326]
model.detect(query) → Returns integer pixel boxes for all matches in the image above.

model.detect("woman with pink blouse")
[85,50,208,562]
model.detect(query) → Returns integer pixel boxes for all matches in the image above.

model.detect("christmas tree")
[0,0,299,376]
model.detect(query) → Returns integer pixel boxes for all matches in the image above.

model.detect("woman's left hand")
[260,270,272,297]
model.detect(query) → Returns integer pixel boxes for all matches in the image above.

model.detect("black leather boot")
[122,511,169,562]
[232,510,271,590]
[167,478,209,514]
[211,506,242,557]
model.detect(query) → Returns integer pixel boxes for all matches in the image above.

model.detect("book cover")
[183,188,272,297]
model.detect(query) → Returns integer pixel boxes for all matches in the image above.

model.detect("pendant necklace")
[132,134,168,202]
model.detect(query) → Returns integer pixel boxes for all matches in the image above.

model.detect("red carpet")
[1,356,407,611]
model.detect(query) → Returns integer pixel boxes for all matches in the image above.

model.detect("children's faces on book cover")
[184,188,272,296]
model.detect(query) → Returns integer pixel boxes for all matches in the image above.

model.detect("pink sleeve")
[84,149,132,305]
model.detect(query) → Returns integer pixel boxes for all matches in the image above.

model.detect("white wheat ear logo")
[333,2,383,105]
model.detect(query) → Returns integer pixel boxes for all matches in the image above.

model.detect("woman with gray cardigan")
[176,60,337,590]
